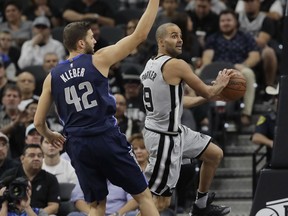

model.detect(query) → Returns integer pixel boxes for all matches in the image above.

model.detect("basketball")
[221,71,246,101]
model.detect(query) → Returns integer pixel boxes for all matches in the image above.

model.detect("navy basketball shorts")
[66,127,148,202]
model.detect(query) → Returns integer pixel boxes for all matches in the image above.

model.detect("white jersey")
[140,55,183,133]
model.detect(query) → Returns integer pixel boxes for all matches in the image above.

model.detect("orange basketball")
[221,71,246,101]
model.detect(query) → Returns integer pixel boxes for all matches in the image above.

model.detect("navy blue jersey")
[51,54,117,136]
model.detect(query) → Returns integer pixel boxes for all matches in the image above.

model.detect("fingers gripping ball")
[221,71,246,101]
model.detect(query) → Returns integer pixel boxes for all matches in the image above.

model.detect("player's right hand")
[214,68,235,87]
[46,131,66,149]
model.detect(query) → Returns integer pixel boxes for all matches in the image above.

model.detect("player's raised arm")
[94,0,159,75]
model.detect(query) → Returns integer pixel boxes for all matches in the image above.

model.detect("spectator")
[90,20,109,52]
[26,100,38,123]
[114,93,140,138]
[238,0,278,86]
[0,58,16,105]
[17,16,65,70]
[186,0,219,48]
[0,132,19,177]
[108,63,125,95]
[251,84,278,163]
[185,0,227,15]
[122,67,146,129]
[200,9,261,125]
[21,53,62,132]
[25,123,42,145]
[0,180,49,216]
[63,0,115,27]
[1,144,60,215]
[235,0,283,22]
[16,71,39,111]
[0,87,39,158]
[119,0,148,10]
[0,0,33,48]
[122,19,156,65]
[22,52,59,96]
[41,137,90,216]
[22,0,63,27]
[0,31,21,81]
[156,0,179,26]
[0,85,21,130]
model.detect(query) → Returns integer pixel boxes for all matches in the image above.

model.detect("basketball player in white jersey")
[141,23,234,216]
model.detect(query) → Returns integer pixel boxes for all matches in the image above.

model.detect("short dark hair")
[3,84,21,98]
[4,0,23,11]
[22,144,43,156]
[63,21,91,52]
[219,9,239,21]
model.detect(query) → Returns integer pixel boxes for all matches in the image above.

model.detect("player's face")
[163,26,183,57]
[84,29,96,54]
[219,14,237,36]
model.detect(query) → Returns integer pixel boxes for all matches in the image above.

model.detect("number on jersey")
[64,81,97,112]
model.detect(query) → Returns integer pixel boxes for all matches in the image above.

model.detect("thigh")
[181,125,212,159]
[103,129,148,195]
[66,135,108,202]
[143,129,182,196]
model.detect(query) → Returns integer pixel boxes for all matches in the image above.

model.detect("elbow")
[137,34,147,44]
[133,30,148,43]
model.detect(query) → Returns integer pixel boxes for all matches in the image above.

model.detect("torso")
[140,55,183,133]
[50,54,117,136]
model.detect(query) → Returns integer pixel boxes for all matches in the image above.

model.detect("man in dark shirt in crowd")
[63,0,115,26]
[1,144,60,215]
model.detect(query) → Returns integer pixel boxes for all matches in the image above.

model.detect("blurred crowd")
[0,0,285,215]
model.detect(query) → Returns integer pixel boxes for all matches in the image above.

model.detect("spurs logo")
[256,198,288,216]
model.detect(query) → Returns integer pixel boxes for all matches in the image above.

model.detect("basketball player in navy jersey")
[141,23,234,216]
[33,1,160,216]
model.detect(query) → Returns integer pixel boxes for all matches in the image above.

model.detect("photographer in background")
[1,144,60,215]
[0,179,48,216]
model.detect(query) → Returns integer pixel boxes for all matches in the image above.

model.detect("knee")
[213,146,223,164]
[262,46,276,59]
[241,68,255,81]
[154,196,171,212]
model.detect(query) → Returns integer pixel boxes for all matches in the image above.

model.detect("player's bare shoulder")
[164,58,191,74]
[162,58,187,85]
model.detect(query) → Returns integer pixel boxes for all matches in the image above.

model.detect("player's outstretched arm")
[94,0,159,76]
